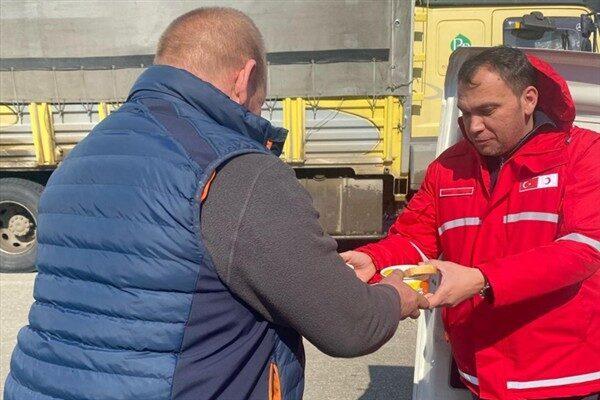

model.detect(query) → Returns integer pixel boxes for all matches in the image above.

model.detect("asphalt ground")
[0,271,416,400]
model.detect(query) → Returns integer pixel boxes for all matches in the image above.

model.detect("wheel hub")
[0,201,36,255]
[8,214,31,236]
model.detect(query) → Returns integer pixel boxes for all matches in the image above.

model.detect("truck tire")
[0,178,44,273]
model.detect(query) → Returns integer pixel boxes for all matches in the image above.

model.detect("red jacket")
[358,55,600,399]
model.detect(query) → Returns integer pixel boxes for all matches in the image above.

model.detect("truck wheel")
[0,178,43,273]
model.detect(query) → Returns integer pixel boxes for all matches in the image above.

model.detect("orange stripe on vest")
[269,362,282,400]
[200,171,217,202]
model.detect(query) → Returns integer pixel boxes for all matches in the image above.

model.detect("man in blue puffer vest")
[4,7,428,400]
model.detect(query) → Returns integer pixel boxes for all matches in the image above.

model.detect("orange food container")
[380,265,434,294]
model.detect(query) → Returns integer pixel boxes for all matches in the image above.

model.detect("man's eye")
[481,108,495,116]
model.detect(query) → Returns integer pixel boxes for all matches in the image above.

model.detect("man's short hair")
[155,7,267,97]
[458,46,536,96]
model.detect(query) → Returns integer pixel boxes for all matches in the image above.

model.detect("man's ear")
[231,59,257,107]
[522,85,538,117]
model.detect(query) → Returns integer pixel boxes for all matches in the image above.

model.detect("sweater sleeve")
[201,153,402,357]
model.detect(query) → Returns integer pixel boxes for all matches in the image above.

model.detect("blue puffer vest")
[4,65,304,400]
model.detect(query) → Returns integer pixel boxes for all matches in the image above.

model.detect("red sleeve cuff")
[355,245,383,271]
[356,238,425,284]
[477,261,509,306]
[355,246,384,284]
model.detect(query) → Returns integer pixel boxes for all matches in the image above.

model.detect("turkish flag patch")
[519,173,558,192]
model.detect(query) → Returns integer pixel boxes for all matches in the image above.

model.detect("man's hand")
[340,250,376,283]
[379,271,430,319]
[426,260,486,308]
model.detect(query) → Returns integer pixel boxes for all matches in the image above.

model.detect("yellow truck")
[1,0,598,272]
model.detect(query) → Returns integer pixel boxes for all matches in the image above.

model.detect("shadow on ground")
[358,365,414,400]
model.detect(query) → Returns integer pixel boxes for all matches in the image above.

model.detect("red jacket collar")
[458,128,568,175]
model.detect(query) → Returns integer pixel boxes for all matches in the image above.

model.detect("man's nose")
[468,116,485,135]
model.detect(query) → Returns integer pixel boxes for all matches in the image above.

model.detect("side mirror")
[580,12,599,52]
[580,13,598,39]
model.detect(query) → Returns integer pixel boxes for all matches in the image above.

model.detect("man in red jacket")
[343,46,599,400]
